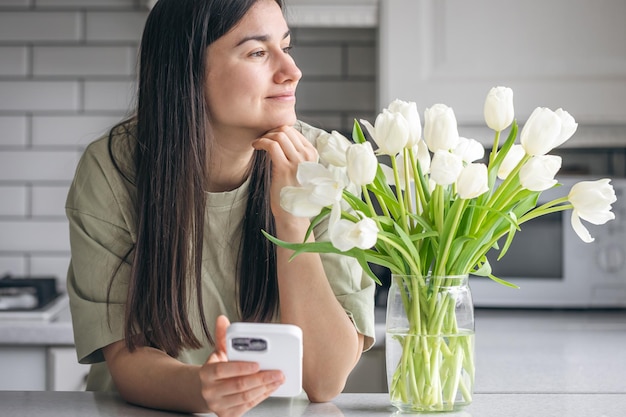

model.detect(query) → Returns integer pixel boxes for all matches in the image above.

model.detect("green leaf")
[352,119,367,144]
[304,206,332,241]
[497,212,518,261]
[487,273,520,289]
[342,189,371,214]
[393,222,421,263]
[472,257,492,276]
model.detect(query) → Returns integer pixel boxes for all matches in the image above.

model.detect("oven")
[471,176,626,308]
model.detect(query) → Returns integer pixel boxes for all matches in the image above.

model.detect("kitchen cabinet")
[0,302,88,391]
[0,346,47,390]
[344,346,386,393]
[47,347,88,391]
[0,346,88,391]
[379,0,626,130]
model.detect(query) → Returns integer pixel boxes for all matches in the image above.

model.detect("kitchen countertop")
[2,305,626,395]
[0,296,74,346]
[1,391,625,417]
[1,307,625,414]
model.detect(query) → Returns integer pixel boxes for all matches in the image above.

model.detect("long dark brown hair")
[109,0,283,357]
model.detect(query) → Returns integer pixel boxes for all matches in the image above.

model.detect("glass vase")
[385,274,475,413]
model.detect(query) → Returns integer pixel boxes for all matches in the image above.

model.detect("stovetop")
[0,293,69,322]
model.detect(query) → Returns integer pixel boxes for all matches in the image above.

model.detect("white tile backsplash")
[32,185,70,217]
[0,81,80,112]
[297,80,375,111]
[0,220,70,252]
[0,256,26,277]
[291,46,343,77]
[0,117,28,146]
[0,47,28,76]
[0,2,376,282]
[0,150,79,181]
[36,0,134,7]
[0,12,81,42]
[32,115,121,147]
[0,186,27,216]
[83,80,137,112]
[85,12,148,42]
[33,46,136,77]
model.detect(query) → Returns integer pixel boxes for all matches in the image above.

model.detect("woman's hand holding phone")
[198,315,285,417]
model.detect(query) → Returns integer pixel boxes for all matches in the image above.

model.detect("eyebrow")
[235,30,291,47]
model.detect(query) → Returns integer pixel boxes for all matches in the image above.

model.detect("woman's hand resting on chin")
[252,125,319,221]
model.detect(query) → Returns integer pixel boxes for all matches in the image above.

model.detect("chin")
[265,113,298,129]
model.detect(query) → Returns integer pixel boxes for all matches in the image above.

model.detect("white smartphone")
[226,322,303,397]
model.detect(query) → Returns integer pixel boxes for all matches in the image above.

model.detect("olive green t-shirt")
[65,120,376,391]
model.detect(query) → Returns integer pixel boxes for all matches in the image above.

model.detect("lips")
[267,91,296,100]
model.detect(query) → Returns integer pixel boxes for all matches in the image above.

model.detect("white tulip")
[484,86,514,131]
[387,99,422,147]
[453,137,485,163]
[568,179,617,243]
[328,204,379,251]
[424,104,460,153]
[317,130,351,167]
[429,151,463,186]
[519,155,562,191]
[280,162,349,217]
[330,216,379,251]
[280,185,324,217]
[554,108,578,148]
[520,107,577,156]
[497,144,525,180]
[416,140,431,174]
[457,163,489,199]
[360,109,410,156]
[346,141,378,186]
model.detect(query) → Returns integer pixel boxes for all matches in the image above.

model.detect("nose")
[274,52,302,84]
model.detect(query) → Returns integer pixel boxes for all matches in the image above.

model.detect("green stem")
[391,155,410,234]
[488,130,501,166]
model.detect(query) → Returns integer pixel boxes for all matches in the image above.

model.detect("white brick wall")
[0,1,376,291]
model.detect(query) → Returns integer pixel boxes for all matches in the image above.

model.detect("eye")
[282,45,293,54]
[249,50,267,58]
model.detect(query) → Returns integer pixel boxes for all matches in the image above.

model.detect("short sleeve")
[65,135,137,364]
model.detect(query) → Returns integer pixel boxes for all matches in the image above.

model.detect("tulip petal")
[430,151,463,186]
[280,186,324,217]
[570,211,594,243]
[457,163,489,199]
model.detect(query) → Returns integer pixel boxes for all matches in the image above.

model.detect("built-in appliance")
[0,275,68,321]
[471,176,626,308]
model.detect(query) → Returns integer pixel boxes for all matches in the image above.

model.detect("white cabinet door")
[47,347,89,391]
[0,347,46,390]
[344,346,387,393]
[379,0,626,125]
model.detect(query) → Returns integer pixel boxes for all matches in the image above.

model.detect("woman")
[65,0,375,416]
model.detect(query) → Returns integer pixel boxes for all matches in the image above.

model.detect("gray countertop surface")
[1,391,625,417]
[2,304,626,395]
[1,307,626,415]
[0,295,74,346]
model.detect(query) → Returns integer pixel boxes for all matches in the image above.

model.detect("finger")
[215,315,230,355]
[210,382,281,417]
[252,137,290,166]
[206,351,228,365]
[254,128,317,163]
[217,369,284,397]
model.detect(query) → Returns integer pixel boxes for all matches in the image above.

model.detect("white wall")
[0,0,377,290]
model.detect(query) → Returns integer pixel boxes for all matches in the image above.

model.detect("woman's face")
[205,0,302,139]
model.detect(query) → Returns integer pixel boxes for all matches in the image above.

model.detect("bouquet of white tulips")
[264,86,617,411]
